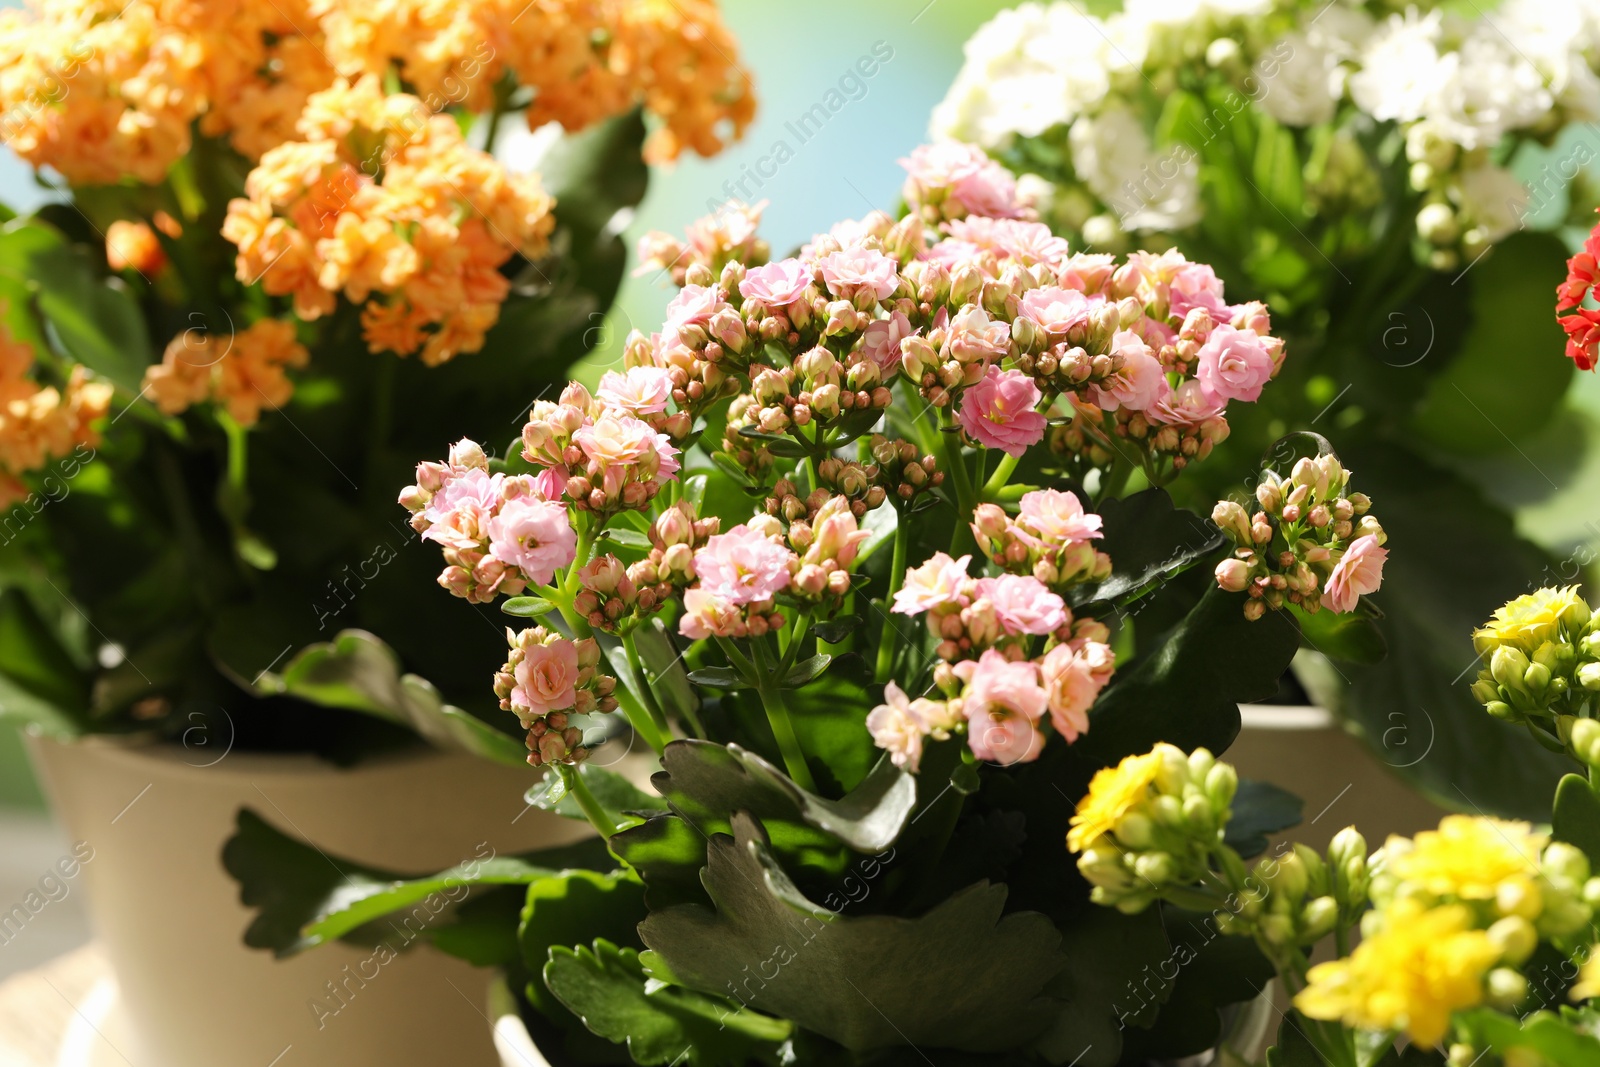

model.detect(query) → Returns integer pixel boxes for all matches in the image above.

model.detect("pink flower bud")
[1215,558,1251,593]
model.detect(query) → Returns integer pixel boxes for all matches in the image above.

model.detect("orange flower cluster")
[222,77,556,364]
[0,0,751,187]
[143,318,309,427]
[0,320,111,508]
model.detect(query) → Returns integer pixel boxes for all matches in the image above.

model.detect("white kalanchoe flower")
[1349,8,1448,127]
[1257,30,1344,128]
[1455,162,1530,245]
[1423,32,1550,150]
[1070,106,1201,233]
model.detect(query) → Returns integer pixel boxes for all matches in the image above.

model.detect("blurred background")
[0,0,1026,981]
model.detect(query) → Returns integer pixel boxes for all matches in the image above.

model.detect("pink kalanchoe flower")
[487,496,577,587]
[976,575,1068,636]
[597,366,674,416]
[1323,534,1388,614]
[513,639,579,719]
[1168,261,1228,318]
[957,366,1047,456]
[1039,640,1115,742]
[900,142,1028,220]
[808,497,873,569]
[1017,287,1096,338]
[1094,331,1168,413]
[1016,489,1103,548]
[533,467,568,501]
[739,258,812,308]
[944,304,1011,365]
[420,466,503,532]
[1148,379,1227,428]
[860,310,916,373]
[1195,325,1277,404]
[678,588,745,640]
[942,217,1070,271]
[893,552,972,615]
[575,413,681,487]
[818,246,900,303]
[867,682,929,773]
[955,649,1047,765]
[692,525,794,605]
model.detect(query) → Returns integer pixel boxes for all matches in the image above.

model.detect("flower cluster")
[1559,215,1600,372]
[1068,744,1239,914]
[1469,586,1599,737]
[400,439,576,604]
[970,487,1111,591]
[934,0,1591,263]
[142,320,309,428]
[0,0,753,187]
[0,319,111,509]
[222,76,556,366]
[1211,453,1387,618]
[493,626,619,767]
[521,378,683,518]
[1299,815,1600,1046]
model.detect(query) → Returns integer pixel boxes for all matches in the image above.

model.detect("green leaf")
[1300,438,1572,819]
[222,808,611,956]
[781,653,832,688]
[651,740,916,855]
[541,110,649,250]
[1411,232,1575,455]
[1293,605,1387,665]
[1030,910,1168,1066]
[811,614,864,644]
[1457,1007,1600,1064]
[638,812,1066,1053]
[1552,774,1600,865]
[0,219,153,392]
[604,620,700,727]
[1226,780,1304,859]
[608,812,711,908]
[735,427,811,458]
[502,597,556,618]
[600,527,651,550]
[686,666,747,690]
[520,868,648,1013]
[0,587,89,736]
[544,939,789,1067]
[1252,115,1305,218]
[1076,488,1226,607]
[255,629,527,766]
[708,451,756,487]
[1075,585,1300,763]
[526,761,668,823]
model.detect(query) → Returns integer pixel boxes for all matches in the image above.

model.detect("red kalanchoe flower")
[1557,218,1600,371]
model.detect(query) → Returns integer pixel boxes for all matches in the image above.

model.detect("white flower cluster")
[933,0,1600,258]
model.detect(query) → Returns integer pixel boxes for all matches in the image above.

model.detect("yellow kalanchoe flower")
[1297,899,1500,1047]
[1473,586,1590,655]
[1066,748,1164,852]
[1572,951,1600,1001]
[1385,815,1547,904]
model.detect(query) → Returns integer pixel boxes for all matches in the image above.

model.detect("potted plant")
[225,147,1425,1065]
[931,0,1600,821]
[0,1,753,1063]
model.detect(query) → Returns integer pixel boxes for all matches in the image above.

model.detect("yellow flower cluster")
[1474,586,1591,656]
[0,319,111,508]
[143,319,309,427]
[222,77,555,364]
[314,0,756,163]
[0,0,751,187]
[1297,815,1599,1047]
[1067,749,1163,853]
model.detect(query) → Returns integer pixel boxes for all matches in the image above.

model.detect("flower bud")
[1116,812,1155,850]
[1134,852,1177,885]
[1485,967,1527,1010]
[1579,663,1600,692]
[1490,646,1532,692]
[1300,896,1339,941]
[1571,718,1600,765]
[1487,916,1538,965]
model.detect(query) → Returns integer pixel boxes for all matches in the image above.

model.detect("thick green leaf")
[686,666,747,691]
[637,812,1066,1053]
[1030,910,1168,1066]
[255,629,527,766]
[1458,1007,1600,1064]
[1301,438,1571,819]
[811,615,864,644]
[502,597,556,618]
[0,587,89,736]
[222,808,611,956]
[1076,488,1226,607]
[0,219,153,391]
[520,868,648,1013]
[1411,232,1575,455]
[1075,585,1300,763]
[608,811,711,908]
[1226,780,1304,859]
[1552,774,1600,865]
[544,939,789,1067]
[1252,116,1305,218]
[650,740,916,854]
[1293,606,1387,665]
[781,653,832,688]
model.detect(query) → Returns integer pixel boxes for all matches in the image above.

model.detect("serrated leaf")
[257,629,527,765]
[1226,780,1304,859]
[1293,605,1387,665]
[781,653,831,688]
[221,808,611,956]
[651,740,916,854]
[502,596,556,618]
[520,869,648,1013]
[811,614,864,644]
[638,812,1065,1052]
[544,939,789,1066]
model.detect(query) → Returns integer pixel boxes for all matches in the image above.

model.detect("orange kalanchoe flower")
[0,319,111,508]
[143,319,309,427]
[223,77,556,364]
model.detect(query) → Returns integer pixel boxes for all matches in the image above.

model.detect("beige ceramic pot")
[26,734,592,1067]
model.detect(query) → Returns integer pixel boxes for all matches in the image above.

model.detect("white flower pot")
[26,733,591,1067]
[1230,704,1447,851]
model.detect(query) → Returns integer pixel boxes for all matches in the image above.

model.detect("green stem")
[780,607,812,664]
[621,629,673,742]
[562,522,596,601]
[750,642,816,791]
[875,510,910,684]
[483,102,506,156]
[558,764,617,838]
[937,414,978,555]
[980,452,1020,500]
[221,412,249,497]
